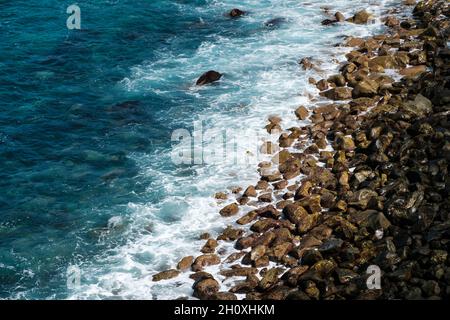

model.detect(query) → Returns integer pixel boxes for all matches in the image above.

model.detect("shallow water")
[0,0,400,299]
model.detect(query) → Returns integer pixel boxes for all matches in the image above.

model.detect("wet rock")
[321,87,353,100]
[369,55,397,69]
[219,203,239,217]
[192,254,221,271]
[220,267,257,278]
[353,79,379,98]
[295,106,309,120]
[316,79,329,91]
[177,256,194,271]
[335,12,345,22]
[350,10,372,24]
[218,226,244,241]
[350,210,391,231]
[214,192,228,200]
[318,238,344,254]
[328,74,346,87]
[236,234,258,250]
[400,65,427,78]
[225,251,246,263]
[193,278,220,300]
[229,8,245,18]
[196,70,222,85]
[152,269,180,281]
[400,94,432,118]
[348,189,378,209]
[201,239,218,253]
[259,268,282,290]
[244,185,257,197]
[258,193,273,203]
[236,210,259,225]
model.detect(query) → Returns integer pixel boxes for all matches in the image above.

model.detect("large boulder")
[349,10,372,24]
[321,87,353,100]
[193,278,220,299]
[196,70,222,85]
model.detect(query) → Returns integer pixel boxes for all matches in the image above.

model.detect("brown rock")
[201,239,218,254]
[217,226,244,241]
[214,192,228,200]
[295,106,309,120]
[243,185,257,197]
[177,256,194,271]
[350,10,372,24]
[192,254,221,271]
[353,79,379,98]
[193,278,220,300]
[152,269,180,281]
[399,65,427,78]
[219,203,239,217]
[259,268,282,290]
[210,292,237,300]
[335,12,345,22]
[321,87,353,100]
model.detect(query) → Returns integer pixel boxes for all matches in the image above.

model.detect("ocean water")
[0,0,400,299]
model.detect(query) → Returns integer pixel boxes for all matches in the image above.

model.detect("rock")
[235,234,258,250]
[350,10,372,24]
[422,280,440,297]
[399,65,427,78]
[214,192,227,200]
[316,79,329,91]
[200,232,211,240]
[335,12,345,22]
[217,226,244,241]
[258,193,273,203]
[196,70,222,85]
[225,252,246,263]
[189,271,213,281]
[177,256,194,271]
[328,74,346,87]
[284,204,319,233]
[152,269,180,281]
[299,57,314,70]
[321,87,353,100]
[265,17,287,28]
[348,189,378,209]
[336,135,355,151]
[219,203,239,217]
[259,268,282,290]
[193,278,220,300]
[350,210,391,231]
[236,210,259,225]
[321,19,337,26]
[220,267,257,277]
[384,15,400,27]
[318,238,344,254]
[400,94,433,118]
[192,254,221,271]
[210,292,237,300]
[295,106,309,120]
[269,242,293,260]
[229,8,245,18]
[311,259,337,277]
[201,239,218,253]
[369,55,397,69]
[353,79,379,98]
[243,185,257,197]
[248,244,266,261]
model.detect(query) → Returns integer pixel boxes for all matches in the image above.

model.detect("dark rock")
[196,70,222,86]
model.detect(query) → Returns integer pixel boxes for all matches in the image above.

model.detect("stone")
[351,10,372,24]
[193,278,220,299]
[353,79,379,98]
[335,12,345,22]
[229,8,245,18]
[152,269,180,281]
[259,268,282,290]
[192,254,221,271]
[321,87,353,100]
[196,70,222,85]
[217,226,244,241]
[243,185,257,197]
[201,239,218,253]
[177,256,194,271]
[399,65,427,78]
[219,203,239,217]
[295,106,309,120]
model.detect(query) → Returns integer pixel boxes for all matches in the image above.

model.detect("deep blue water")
[0,0,394,299]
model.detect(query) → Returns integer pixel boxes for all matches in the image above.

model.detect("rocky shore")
[154,0,450,300]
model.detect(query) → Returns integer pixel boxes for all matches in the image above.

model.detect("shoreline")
[154,0,449,300]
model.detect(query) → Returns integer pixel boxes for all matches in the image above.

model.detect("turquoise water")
[0,0,395,299]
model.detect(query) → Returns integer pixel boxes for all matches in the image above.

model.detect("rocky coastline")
[154,0,450,300]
